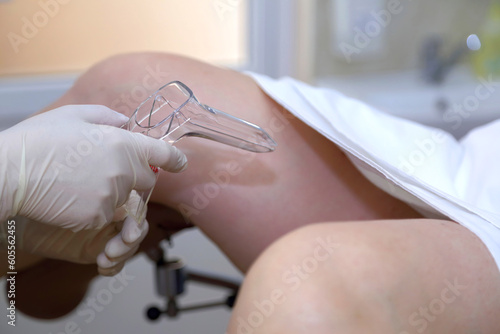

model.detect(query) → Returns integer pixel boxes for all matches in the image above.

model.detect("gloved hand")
[0,191,149,276]
[0,105,187,231]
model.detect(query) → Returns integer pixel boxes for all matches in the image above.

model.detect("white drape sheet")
[247,72,500,271]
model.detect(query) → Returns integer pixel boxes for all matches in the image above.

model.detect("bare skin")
[6,53,500,332]
[228,220,500,333]
[44,52,421,271]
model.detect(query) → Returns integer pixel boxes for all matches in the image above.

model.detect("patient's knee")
[66,52,189,115]
[228,223,403,333]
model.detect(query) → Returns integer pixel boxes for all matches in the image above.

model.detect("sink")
[316,65,500,139]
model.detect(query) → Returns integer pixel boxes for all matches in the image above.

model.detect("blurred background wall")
[0,0,493,79]
[0,0,247,75]
[314,0,491,76]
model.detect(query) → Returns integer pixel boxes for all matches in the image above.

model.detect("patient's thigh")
[228,219,500,334]
[46,53,421,271]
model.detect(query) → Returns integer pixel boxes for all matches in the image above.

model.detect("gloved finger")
[103,217,148,259]
[130,132,188,173]
[122,191,148,224]
[107,216,146,264]
[112,206,128,224]
[97,251,117,270]
[102,233,137,262]
[69,105,130,127]
[122,215,149,244]
[98,260,126,277]
[97,244,140,270]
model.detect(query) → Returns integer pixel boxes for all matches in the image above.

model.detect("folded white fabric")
[246,72,500,271]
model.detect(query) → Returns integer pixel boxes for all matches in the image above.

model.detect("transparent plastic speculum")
[122,81,277,223]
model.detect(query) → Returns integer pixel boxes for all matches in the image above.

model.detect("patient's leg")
[44,53,421,271]
[227,219,500,334]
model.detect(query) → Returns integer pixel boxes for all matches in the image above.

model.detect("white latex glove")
[0,192,148,276]
[0,105,187,231]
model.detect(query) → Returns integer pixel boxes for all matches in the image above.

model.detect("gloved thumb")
[130,132,188,173]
